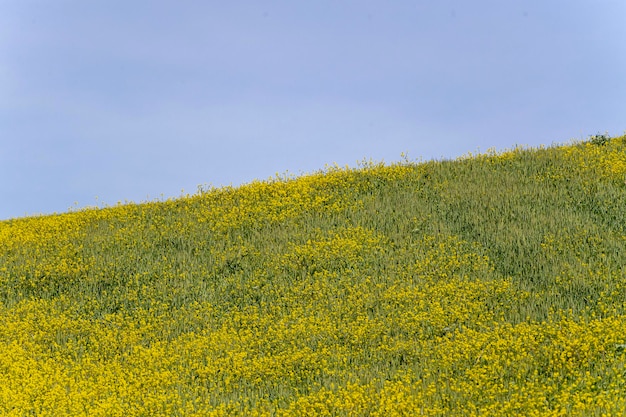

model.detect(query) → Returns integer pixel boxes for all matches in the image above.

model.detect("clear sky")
[1,1,625,220]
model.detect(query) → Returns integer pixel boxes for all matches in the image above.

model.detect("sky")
[1,1,625,220]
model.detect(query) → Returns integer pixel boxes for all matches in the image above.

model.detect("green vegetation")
[1,134,626,415]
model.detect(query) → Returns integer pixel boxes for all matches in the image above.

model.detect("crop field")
[1,135,626,416]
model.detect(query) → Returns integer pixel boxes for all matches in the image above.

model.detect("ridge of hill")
[1,135,626,415]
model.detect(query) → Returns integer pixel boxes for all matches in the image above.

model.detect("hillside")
[1,135,626,416]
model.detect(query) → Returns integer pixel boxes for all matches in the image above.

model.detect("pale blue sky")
[1,1,625,220]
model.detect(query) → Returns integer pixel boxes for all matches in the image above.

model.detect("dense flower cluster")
[1,135,625,415]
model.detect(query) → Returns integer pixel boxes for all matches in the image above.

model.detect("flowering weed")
[1,135,626,415]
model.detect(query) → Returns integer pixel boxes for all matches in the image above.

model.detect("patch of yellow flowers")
[1,136,626,415]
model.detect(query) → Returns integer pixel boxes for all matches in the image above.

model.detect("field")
[1,135,626,416]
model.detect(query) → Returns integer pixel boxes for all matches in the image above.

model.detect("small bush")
[589,133,611,146]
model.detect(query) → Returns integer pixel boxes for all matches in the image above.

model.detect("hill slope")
[1,135,626,416]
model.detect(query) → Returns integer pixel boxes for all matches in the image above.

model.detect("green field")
[1,135,626,416]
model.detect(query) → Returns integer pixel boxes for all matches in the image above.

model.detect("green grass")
[1,134,626,416]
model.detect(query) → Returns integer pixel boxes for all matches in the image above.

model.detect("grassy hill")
[1,134,626,416]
